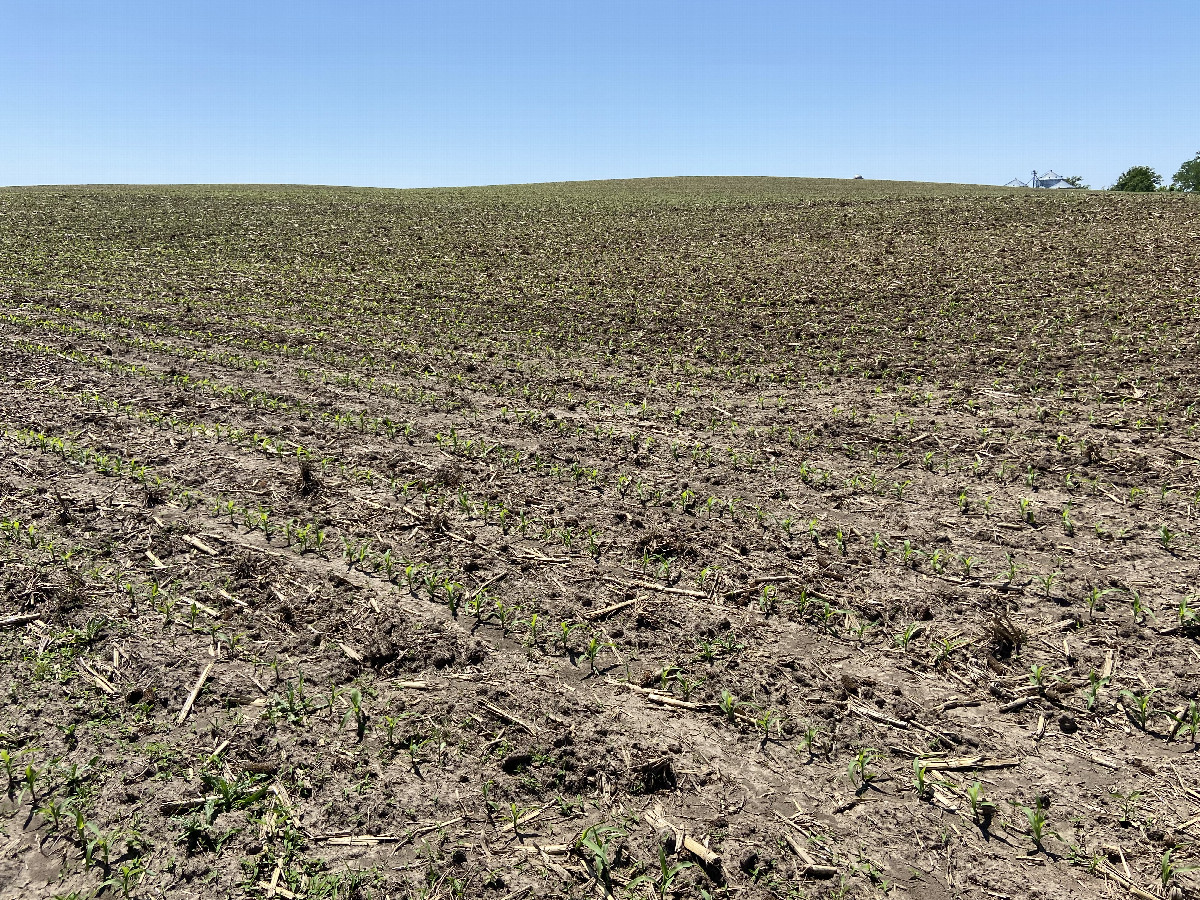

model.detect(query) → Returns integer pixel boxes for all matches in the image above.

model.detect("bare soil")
[1,178,1199,900]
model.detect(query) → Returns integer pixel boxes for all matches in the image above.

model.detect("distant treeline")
[1110,153,1200,192]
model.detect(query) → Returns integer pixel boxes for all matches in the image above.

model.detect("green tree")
[1112,166,1161,192]
[1063,176,1088,188]
[1173,151,1200,192]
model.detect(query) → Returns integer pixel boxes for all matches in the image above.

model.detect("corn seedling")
[1034,571,1058,597]
[912,760,931,799]
[1177,594,1197,627]
[339,687,368,738]
[1012,798,1049,849]
[1159,524,1176,550]
[1084,586,1110,616]
[966,782,995,828]
[523,612,542,648]
[1102,788,1140,829]
[758,584,778,616]
[381,715,402,747]
[628,845,695,900]
[83,822,114,873]
[39,797,68,832]
[1,748,31,792]
[558,621,580,653]
[753,707,779,740]
[871,532,887,559]
[934,633,969,664]
[1120,689,1156,730]
[496,600,519,636]
[407,736,430,774]
[583,636,604,674]
[576,824,621,890]
[1180,700,1199,744]
[1128,590,1153,624]
[1028,663,1049,693]
[799,723,822,759]
[116,860,147,897]
[847,747,878,789]
[894,622,921,651]
[507,802,536,834]
[1085,670,1108,712]
[718,689,740,722]
[1159,848,1197,892]
[675,673,704,701]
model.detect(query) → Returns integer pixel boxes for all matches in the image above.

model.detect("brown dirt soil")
[1,178,1199,900]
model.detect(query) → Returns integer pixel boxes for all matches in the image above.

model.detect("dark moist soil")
[1,179,1199,900]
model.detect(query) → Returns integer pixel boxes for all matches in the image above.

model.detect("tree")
[1172,152,1200,192]
[1112,166,1161,192]
[1063,176,1088,188]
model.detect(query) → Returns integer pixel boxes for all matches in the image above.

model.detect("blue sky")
[2,0,1196,189]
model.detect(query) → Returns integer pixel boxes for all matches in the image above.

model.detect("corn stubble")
[1,178,1198,899]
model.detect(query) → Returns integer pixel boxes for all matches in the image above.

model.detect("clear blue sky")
[2,0,1196,189]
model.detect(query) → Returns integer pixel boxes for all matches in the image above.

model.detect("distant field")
[1,178,1199,900]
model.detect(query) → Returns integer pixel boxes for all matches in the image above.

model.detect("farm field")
[1,177,1200,900]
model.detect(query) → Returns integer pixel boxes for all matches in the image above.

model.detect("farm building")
[1033,170,1076,188]
[1006,170,1079,188]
